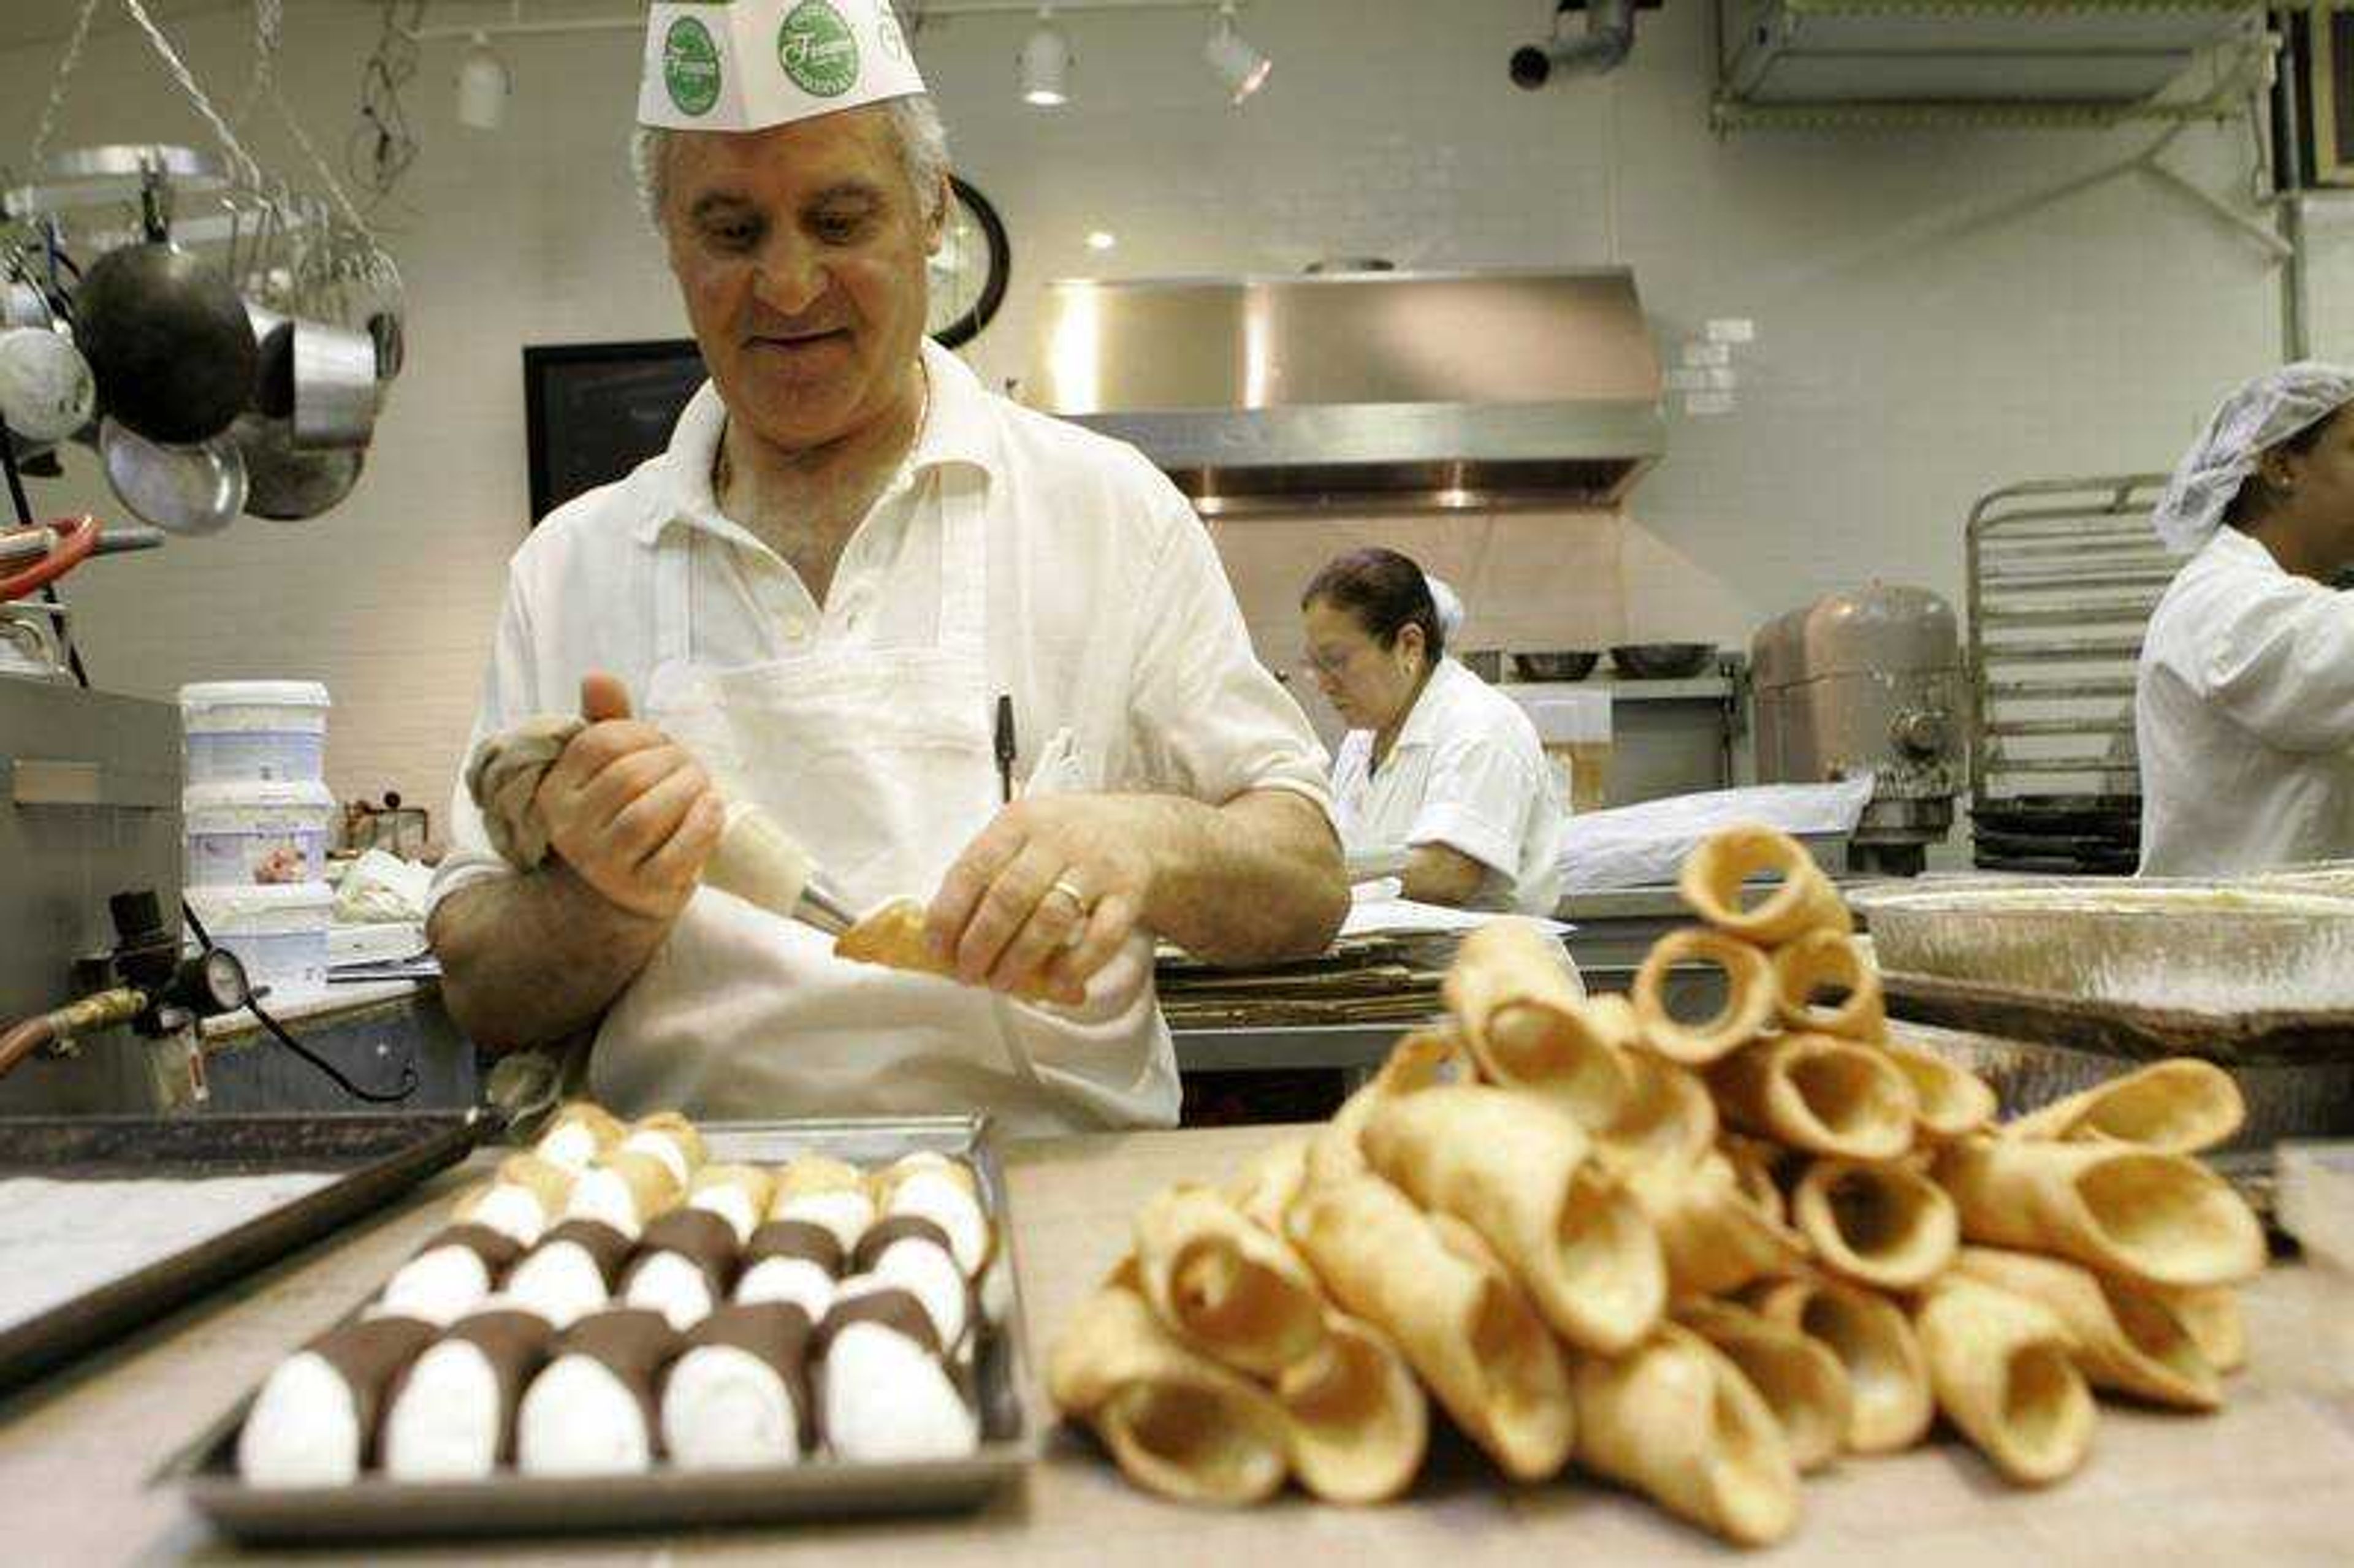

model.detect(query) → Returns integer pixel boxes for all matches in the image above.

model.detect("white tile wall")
[1,1,2342,840]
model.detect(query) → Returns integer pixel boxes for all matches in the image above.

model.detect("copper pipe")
[0,988,148,1082]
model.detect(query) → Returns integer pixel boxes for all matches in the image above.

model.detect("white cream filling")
[821,1323,978,1462]
[688,1184,759,1246]
[867,1240,969,1350]
[978,1248,1015,1329]
[535,1120,601,1174]
[379,1246,493,1328]
[777,1190,874,1254]
[467,1184,549,1247]
[517,1357,653,1476]
[564,1168,644,1240]
[623,1251,717,1333]
[382,1341,501,1481]
[237,1352,362,1487]
[661,1344,801,1469]
[503,1242,610,1330]
[887,1172,988,1276]
[620,1129,691,1190]
[734,1257,836,1322]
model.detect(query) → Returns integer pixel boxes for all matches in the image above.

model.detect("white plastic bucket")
[186,881,334,999]
[180,680,331,783]
[1509,685,1613,814]
[183,779,338,888]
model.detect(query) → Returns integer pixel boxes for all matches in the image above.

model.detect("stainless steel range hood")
[1027,267,1665,516]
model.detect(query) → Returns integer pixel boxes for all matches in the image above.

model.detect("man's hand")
[536,672,726,921]
[924,796,1162,1007]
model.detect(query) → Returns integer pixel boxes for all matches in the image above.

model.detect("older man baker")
[427,0,1346,1132]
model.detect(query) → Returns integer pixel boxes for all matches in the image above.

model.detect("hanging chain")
[25,0,106,176]
[117,0,266,188]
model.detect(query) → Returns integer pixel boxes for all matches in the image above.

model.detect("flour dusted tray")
[172,1115,1035,1544]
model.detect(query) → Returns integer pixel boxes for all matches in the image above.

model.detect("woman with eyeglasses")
[1300,547,1568,913]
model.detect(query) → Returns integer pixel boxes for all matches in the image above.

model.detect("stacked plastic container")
[180,682,337,1002]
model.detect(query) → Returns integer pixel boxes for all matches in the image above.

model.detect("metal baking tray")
[0,1110,489,1395]
[172,1114,1034,1543]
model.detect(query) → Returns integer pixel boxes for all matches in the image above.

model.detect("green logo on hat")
[663,17,722,116]
[779,0,860,98]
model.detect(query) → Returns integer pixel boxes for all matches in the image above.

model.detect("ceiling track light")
[455,31,512,132]
[1020,6,1072,107]
[1203,2,1271,105]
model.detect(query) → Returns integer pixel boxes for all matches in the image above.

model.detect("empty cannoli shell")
[1914,1277,2096,1487]
[1718,1134,1788,1223]
[855,1214,974,1352]
[533,1102,625,1173]
[1226,1136,1311,1235]
[620,1110,707,1189]
[1631,929,1778,1067]
[451,1179,555,1247]
[1933,1136,2264,1290]
[836,896,1061,1000]
[1306,1029,1460,1187]
[1048,1282,1293,1507]
[1628,1152,1807,1300]
[1877,1038,1999,1141]
[1273,1308,1428,1505]
[1287,1173,1574,1482]
[1134,1185,1328,1377]
[1591,1050,1718,1174]
[1361,1084,1665,1355]
[1750,1276,1933,1455]
[381,1307,556,1479]
[236,1314,440,1486]
[1709,1032,1918,1162]
[1570,1321,1802,1548]
[1790,1159,1958,1293]
[1677,825,1851,946]
[1673,1299,1851,1475]
[1446,920,1630,1130]
[516,1307,682,1476]
[2147,1282,2245,1374]
[505,1219,634,1330]
[2000,1059,2246,1155]
[494,1153,577,1219]
[816,1282,980,1461]
[687,1163,777,1245]
[663,1301,817,1464]
[1951,1247,2221,1410]
[1770,929,1886,1041]
[877,1154,992,1277]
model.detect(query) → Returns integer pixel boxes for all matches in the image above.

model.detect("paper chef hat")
[638,1,928,132]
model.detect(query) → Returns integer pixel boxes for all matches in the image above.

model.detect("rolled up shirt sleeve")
[1407,734,1545,877]
[427,577,541,919]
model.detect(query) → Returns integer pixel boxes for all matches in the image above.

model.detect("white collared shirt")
[1330,658,1568,913]
[2136,525,2354,875]
[432,339,1333,915]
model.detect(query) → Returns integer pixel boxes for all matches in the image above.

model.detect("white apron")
[589,465,1178,1133]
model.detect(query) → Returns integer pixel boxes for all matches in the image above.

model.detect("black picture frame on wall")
[522,338,707,523]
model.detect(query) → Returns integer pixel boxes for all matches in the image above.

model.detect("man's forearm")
[1142,789,1347,965]
[427,865,672,1053]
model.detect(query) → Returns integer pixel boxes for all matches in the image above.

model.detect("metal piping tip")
[794,873,859,938]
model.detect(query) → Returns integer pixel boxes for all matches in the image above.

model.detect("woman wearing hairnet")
[2137,362,2354,875]
[1300,548,1569,911]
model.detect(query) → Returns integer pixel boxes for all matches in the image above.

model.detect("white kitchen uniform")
[2137,526,2354,876]
[1330,657,1568,914]
[432,340,1332,1133]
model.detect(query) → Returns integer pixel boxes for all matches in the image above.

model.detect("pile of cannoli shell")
[237,1105,1008,1486]
[1049,825,2265,1546]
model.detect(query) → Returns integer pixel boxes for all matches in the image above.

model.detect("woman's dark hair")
[1302,547,1445,661]
[2225,408,2340,528]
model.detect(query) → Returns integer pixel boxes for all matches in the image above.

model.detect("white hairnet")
[2152,361,2354,554]
[1425,574,1466,642]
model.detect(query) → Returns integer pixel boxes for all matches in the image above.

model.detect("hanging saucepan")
[71,175,256,445]
[288,316,379,450]
[0,325,97,445]
[100,417,246,536]
[245,299,296,419]
[229,410,364,521]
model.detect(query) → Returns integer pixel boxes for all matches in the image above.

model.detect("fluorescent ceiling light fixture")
[1021,7,1071,107]
[455,31,512,131]
[1203,2,1270,104]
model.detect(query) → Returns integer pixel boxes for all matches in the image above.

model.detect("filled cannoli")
[1951,1246,2222,1410]
[1444,919,1630,1130]
[237,1314,439,1486]
[2000,1059,2246,1155]
[1571,1321,1802,1547]
[532,1101,625,1174]
[874,1152,992,1277]
[1048,1281,1293,1507]
[1708,1033,1919,1162]
[1273,1307,1427,1505]
[1914,1277,2095,1486]
[853,1214,974,1355]
[1631,929,1778,1066]
[1933,1136,2264,1290]
[1360,1083,1665,1355]
[617,1109,707,1190]
[737,1217,846,1323]
[490,1152,577,1226]
[621,1206,742,1331]
[1749,1276,1933,1455]
[1876,1038,2000,1141]
[514,1307,682,1476]
[770,1154,877,1254]
[380,1305,557,1480]
[1673,1298,1852,1475]
[377,1223,524,1328]
[1286,1173,1574,1483]
[1677,825,1851,946]
[687,1163,777,1246]
[1626,1152,1807,1301]
[563,1148,684,1241]
[1789,1159,1958,1293]
[815,1279,981,1461]
[503,1217,635,1330]
[1132,1185,1328,1376]
[1770,929,1886,1041]
[450,1178,556,1249]
[660,1301,817,1468]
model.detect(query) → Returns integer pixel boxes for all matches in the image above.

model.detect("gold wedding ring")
[1045,877,1091,916]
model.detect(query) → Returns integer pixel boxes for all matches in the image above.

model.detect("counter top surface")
[3,1124,2349,1564]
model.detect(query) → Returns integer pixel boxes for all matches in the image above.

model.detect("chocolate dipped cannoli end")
[381,1307,556,1480]
[622,1208,743,1332]
[817,1281,980,1461]
[237,1315,438,1486]
[739,1218,845,1322]
[503,1218,633,1330]
[853,1214,973,1355]
[661,1301,817,1468]
[879,1156,992,1277]
[515,1308,682,1477]
[378,1224,526,1328]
